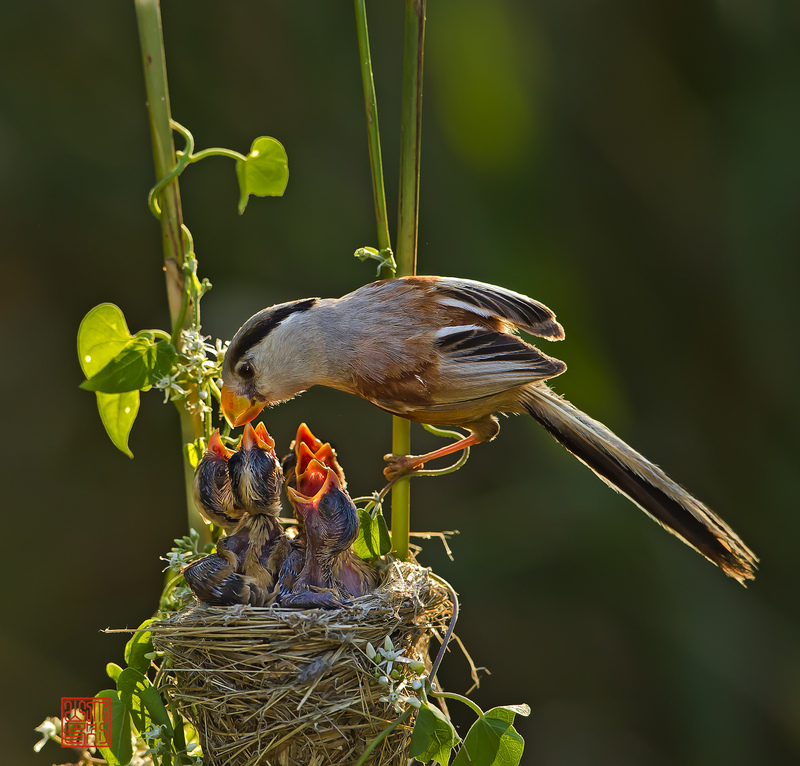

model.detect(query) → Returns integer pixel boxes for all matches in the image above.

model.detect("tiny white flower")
[33,719,59,753]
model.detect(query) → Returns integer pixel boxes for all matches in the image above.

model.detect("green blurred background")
[2,0,799,763]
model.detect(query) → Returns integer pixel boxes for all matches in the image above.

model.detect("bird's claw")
[281,588,349,610]
[383,453,424,480]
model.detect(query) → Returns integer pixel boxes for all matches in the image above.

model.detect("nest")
[152,559,452,766]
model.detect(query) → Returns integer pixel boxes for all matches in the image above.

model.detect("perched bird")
[192,429,243,533]
[220,276,758,584]
[280,461,378,608]
[185,422,287,606]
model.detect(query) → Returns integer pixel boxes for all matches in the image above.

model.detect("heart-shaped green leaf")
[451,707,526,766]
[410,702,460,766]
[354,506,392,559]
[96,390,139,458]
[81,336,176,393]
[78,303,133,377]
[236,136,289,213]
[78,304,141,457]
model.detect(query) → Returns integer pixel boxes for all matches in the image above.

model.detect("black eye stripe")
[227,298,318,369]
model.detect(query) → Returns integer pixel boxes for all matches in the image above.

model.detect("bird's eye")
[239,362,254,379]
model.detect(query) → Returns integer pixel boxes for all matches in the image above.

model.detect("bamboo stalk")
[134,0,208,543]
[354,0,393,263]
[391,0,427,561]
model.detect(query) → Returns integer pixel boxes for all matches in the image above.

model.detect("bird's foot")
[383,453,424,480]
[280,587,350,610]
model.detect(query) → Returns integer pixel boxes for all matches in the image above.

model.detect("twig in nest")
[410,530,460,561]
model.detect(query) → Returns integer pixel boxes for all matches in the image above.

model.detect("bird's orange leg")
[383,433,481,479]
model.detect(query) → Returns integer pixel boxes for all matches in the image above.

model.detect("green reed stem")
[390,0,426,561]
[134,0,209,544]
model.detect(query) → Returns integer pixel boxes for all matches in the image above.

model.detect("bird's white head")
[220,298,322,426]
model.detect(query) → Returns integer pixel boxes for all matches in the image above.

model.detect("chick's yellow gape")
[220,275,757,584]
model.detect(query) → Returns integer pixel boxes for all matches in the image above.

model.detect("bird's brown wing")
[426,326,567,406]
[428,277,565,339]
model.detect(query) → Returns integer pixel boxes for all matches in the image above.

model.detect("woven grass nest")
[152,559,453,766]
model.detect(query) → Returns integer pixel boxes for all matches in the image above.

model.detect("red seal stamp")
[60,698,112,748]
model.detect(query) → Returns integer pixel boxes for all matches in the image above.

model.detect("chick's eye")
[239,362,254,380]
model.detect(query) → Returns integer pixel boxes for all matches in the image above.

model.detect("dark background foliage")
[2,0,799,763]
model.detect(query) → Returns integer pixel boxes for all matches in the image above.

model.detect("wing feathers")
[436,326,566,376]
[432,278,565,339]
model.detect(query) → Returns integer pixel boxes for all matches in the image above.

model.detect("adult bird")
[220,275,757,584]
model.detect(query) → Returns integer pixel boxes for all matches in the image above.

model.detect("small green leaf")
[354,245,397,278]
[78,304,134,377]
[139,684,173,736]
[96,390,140,458]
[95,689,133,766]
[410,702,460,766]
[106,662,124,682]
[484,704,531,724]
[78,305,142,456]
[81,336,176,393]
[116,667,149,732]
[184,437,207,469]
[451,708,525,766]
[236,136,289,213]
[171,708,187,752]
[125,618,156,675]
[354,507,392,559]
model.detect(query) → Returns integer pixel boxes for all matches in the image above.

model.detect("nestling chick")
[185,422,287,606]
[228,421,284,516]
[281,422,346,492]
[220,275,757,584]
[183,529,268,606]
[280,461,376,609]
[192,429,243,533]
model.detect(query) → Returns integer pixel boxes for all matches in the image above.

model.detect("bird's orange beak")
[239,421,275,453]
[314,443,337,467]
[296,441,318,478]
[294,423,324,454]
[296,456,331,498]
[286,463,340,511]
[221,384,266,427]
[207,428,234,459]
[254,422,276,450]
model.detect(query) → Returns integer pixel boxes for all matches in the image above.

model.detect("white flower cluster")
[153,329,229,425]
[367,635,428,713]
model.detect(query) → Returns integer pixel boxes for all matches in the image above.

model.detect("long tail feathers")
[521,385,758,585]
